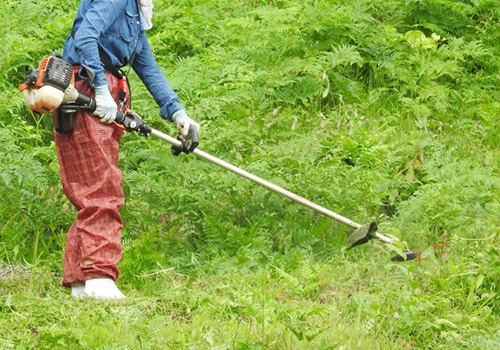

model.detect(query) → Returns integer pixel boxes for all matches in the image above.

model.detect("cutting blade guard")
[346,222,378,250]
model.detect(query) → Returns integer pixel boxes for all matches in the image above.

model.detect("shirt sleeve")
[132,32,184,121]
[72,0,127,87]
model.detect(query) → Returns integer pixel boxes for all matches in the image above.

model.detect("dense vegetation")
[1,0,499,348]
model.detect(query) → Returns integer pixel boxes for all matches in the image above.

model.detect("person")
[54,0,200,299]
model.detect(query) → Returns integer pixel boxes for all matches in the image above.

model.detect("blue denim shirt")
[63,0,184,120]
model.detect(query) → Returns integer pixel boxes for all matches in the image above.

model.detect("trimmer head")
[346,222,417,261]
[346,222,377,250]
[390,241,417,261]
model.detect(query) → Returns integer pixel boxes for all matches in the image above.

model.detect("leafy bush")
[1,0,499,349]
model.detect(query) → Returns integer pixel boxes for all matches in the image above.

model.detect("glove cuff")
[172,109,187,123]
[94,85,110,95]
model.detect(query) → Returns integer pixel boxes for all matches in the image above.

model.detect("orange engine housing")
[19,53,75,114]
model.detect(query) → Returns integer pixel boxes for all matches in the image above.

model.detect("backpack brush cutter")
[19,52,416,262]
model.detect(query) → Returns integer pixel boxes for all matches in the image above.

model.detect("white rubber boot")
[71,283,85,298]
[84,278,126,300]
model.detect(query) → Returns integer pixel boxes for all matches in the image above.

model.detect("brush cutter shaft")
[150,128,392,244]
[375,232,392,243]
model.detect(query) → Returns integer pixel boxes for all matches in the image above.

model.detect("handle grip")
[171,125,199,156]
[115,110,125,124]
[59,95,96,112]
[75,91,96,110]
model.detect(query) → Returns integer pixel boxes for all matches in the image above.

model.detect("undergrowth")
[0,0,499,349]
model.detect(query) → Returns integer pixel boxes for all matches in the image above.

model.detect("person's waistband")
[72,65,123,83]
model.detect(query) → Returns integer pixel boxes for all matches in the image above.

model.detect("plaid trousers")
[54,68,130,287]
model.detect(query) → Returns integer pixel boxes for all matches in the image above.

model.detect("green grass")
[2,248,499,349]
[1,0,499,349]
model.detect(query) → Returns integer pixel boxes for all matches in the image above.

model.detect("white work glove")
[84,278,125,299]
[172,110,200,137]
[93,85,117,124]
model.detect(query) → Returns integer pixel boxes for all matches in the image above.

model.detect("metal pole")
[150,129,393,244]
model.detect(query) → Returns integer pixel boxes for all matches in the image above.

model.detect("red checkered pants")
[54,68,130,287]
